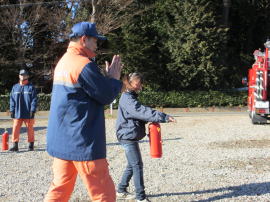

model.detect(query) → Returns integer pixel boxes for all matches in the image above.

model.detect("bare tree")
[0,0,148,92]
[0,0,76,93]
[90,0,96,23]
[0,2,71,66]
[81,0,148,34]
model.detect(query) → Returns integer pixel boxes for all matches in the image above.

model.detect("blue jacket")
[116,91,169,142]
[46,42,122,161]
[10,82,37,119]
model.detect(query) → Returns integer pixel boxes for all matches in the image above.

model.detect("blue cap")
[69,22,106,40]
[19,69,29,75]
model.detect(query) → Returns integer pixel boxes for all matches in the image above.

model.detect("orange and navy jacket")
[46,42,122,161]
[10,80,37,119]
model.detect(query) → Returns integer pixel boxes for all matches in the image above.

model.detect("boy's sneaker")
[116,191,135,200]
[137,198,151,202]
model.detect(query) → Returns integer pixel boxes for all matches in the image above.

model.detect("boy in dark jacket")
[116,73,176,202]
[9,69,37,151]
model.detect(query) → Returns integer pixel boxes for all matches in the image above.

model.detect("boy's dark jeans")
[118,141,146,200]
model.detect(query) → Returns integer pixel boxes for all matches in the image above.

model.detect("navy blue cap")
[19,69,29,75]
[69,22,106,40]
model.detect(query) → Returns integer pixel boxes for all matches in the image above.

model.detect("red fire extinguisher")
[148,122,162,158]
[2,130,9,151]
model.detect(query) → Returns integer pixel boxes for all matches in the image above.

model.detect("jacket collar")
[127,90,138,97]
[19,80,29,86]
[67,41,96,59]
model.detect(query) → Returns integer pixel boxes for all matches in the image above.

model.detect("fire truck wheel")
[251,111,267,124]
[251,111,260,124]
[251,118,259,125]
[249,112,252,119]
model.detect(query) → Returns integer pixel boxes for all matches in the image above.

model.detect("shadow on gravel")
[210,139,270,149]
[0,127,47,134]
[149,182,270,201]
[0,150,29,154]
[106,138,182,146]
[0,127,12,134]
[0,148,46,154]
[0,143,46,154]
[0,151,10,155]
[35,148,46,151]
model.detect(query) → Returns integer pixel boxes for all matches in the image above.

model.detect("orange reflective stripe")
[53,51,90,86]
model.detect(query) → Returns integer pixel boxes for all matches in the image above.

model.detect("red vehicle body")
[247,40,270,124]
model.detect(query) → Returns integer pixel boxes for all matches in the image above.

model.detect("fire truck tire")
[251,117,260,125]
[251,111,267,124]
[249,112,252,119]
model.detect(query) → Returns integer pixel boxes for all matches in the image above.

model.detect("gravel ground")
[1,114,270,202]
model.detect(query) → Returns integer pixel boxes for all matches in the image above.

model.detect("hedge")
[0,91,247,112]
[137,90,247,108]
[0,94,51,112]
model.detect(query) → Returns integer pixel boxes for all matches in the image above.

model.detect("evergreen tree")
[228,0,270,79]
[162,0,229,90]
[111,0,232,90]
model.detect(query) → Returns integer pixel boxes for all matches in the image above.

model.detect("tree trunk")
[90,0,96,23]
[223,0,231,27]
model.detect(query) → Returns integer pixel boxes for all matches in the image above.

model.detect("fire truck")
[246,40,270,124]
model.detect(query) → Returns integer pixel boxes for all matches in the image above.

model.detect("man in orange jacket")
[44,22,124,202]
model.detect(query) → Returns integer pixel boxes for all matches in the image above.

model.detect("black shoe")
[28,142,34,151]
[9,142,19,152]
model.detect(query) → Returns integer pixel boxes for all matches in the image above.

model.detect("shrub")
[138,90,247,108]
[0,94,51,112]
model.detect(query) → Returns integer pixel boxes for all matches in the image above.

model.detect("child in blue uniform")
[116,73,176,202]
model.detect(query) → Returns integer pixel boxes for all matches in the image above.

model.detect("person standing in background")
[9,69,37,152]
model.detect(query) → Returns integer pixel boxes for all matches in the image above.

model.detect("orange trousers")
[11,119,35,142]
[44,158,116,202]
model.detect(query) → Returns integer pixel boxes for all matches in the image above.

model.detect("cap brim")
[96,35,107,40]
